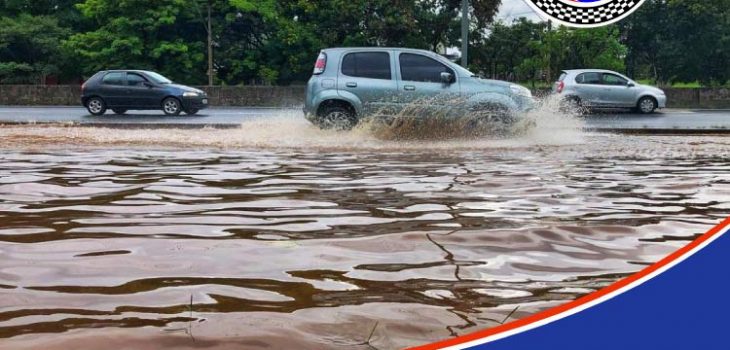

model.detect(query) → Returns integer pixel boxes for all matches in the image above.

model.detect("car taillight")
[81,81,86,91]
[313,52,326,75]
[556,81,564,93]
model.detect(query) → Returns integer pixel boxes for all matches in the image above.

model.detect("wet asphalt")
[0,106,728,133]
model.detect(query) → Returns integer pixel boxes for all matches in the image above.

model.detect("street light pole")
[461,0,469,68]
[207,0,213,86]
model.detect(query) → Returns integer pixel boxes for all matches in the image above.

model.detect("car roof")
[97,70,156,74]
[562,69,622,74]
[322,47,440,56]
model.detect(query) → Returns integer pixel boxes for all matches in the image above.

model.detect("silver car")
[304,47,535,129]
[553,69,667,114]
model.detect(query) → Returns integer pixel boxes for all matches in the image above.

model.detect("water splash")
[0,97,585,151]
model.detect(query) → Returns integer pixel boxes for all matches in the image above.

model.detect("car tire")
[162,97,182,116]
[112,109,127,115]
[86,97,107,116]
[185,108,199,115]
[637,96,657,114]
[559,96,586,114]
[317,105,357,130]
[466,103,516,136]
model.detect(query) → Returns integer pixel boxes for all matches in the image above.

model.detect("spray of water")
[0,95,585,151]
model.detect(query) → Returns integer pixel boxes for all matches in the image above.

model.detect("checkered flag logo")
[526,0,646,27]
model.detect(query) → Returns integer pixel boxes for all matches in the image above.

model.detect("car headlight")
[510,84,532,97]
[183,92,200,97]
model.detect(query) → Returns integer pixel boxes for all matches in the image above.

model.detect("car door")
[396,52,460,114]
[574,72,604,106]
[337,51,398,116]
[98,72,127,107]
[125,72,161,108]
[600,73,637,107]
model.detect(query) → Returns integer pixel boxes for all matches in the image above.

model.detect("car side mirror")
[627,82,635,87]
[144,82,154,88]
[440,72,454,84]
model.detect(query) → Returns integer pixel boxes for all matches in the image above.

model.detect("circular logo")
[525,0,647,27]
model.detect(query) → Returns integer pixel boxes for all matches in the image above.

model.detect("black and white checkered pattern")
[532,0,638,25]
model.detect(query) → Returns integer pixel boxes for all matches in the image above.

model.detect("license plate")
[202,99,208,104]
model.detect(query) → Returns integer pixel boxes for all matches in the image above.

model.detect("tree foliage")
[63,0,207,83]
[622,0,730,85]
[0,0,727,86]
[0,14,70,83]
[471,19,626,84]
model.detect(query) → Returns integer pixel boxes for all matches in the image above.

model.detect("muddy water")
[0,114,729,349]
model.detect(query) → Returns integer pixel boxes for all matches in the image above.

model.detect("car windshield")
[144,71,172,84]
[452,64,475,77]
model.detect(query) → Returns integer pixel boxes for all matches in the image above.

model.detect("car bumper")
[182,96,209,110]
[514,95,537,112]
[657,95,667,108]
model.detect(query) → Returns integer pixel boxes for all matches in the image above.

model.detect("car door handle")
[346,82,357,88]
[404,85,416,91]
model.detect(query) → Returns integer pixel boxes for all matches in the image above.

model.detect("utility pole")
[546,20,552,84]
[207,0,213,86]
[461,0,468,68]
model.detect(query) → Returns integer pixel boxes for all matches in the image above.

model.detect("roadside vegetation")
[0,0,728,87]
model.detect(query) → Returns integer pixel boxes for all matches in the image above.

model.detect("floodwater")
[0,111,729,349]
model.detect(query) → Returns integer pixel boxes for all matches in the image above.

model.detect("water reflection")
[0,134,728,349]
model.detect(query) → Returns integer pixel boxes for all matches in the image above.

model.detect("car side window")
[602,73,628,86]
[102,72,125,86]
[341,52,391,80]
[127,73,148,86]
[576,72,602,84]
[399,53,454,83]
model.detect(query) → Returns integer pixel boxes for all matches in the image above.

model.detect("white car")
[553,69,667,114]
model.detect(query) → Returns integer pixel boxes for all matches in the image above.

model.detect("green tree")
[471,20,626,83]
[226,0,504,84]
[0,14,71,83]
[64,0,207,83]
[622,0,730,85]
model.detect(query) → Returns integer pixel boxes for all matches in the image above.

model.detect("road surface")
[0,106,728,133]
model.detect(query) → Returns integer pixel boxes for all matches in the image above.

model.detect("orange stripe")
[410,216,730,350]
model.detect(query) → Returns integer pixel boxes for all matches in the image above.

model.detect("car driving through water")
[81,70,208,116]
[553,69,667,114]
[304,47,535,130]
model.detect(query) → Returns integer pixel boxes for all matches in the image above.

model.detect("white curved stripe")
[446,223,730,350]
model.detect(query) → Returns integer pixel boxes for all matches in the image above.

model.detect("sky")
[495,0,544,23]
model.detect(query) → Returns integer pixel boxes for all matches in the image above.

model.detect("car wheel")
[318,105,357,130]
[637,96,657,114]
[470,103,513,122]
[185,108,199,115]
[466,103,516,135]
[560,96,586,114]
[86,97,107,116]
[112,109,127,115]
[162,97,182,116]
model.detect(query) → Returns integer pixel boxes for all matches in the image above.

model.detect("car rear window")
[399,53,454,83]
[576,72,601,84]
[102,72,125,86]
[341,52,391,80]
[602,73,628,86]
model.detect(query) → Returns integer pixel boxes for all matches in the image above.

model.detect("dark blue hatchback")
[81,70,208,116]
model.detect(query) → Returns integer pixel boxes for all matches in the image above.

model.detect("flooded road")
[0,115,729,349]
